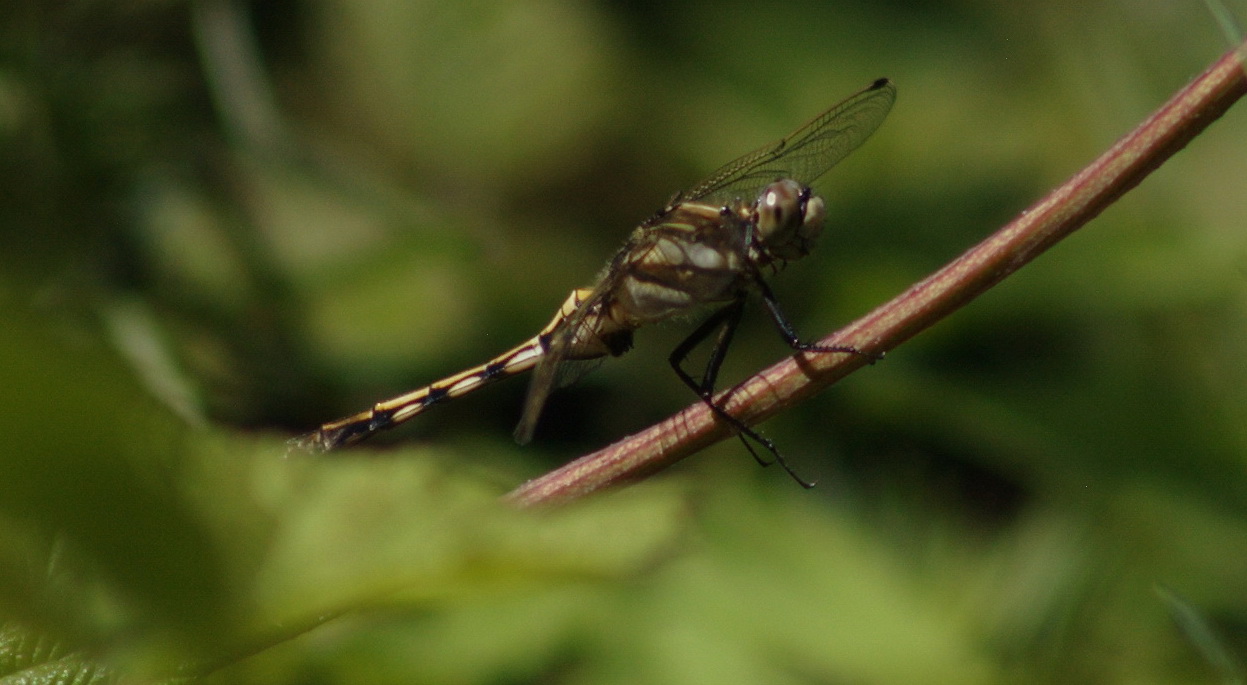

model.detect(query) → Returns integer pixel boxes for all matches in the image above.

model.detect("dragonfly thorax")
[753,179,825,262]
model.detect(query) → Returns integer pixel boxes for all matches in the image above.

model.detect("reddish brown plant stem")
[506,43,1247,507]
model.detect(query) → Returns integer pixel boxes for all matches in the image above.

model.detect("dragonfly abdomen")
[290,287,633,453]
[289,334,547,453]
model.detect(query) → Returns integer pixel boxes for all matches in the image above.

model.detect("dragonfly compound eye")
[756,179,823,260]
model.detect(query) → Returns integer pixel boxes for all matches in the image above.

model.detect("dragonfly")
[290,78,896,485]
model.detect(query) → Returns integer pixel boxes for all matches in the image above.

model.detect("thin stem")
[505,42,1247,508]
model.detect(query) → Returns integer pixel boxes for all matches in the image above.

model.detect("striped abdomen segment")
[288,287,602,453]
[288,335,546,453]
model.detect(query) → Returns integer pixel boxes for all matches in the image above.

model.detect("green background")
[2,1,1245,683]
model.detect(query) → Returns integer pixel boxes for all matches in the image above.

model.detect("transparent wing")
[513,284,618,444]
[679,78,896,206]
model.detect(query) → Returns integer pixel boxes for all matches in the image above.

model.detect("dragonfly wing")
[513,284,617,444]
[680,78,896,206]
[513,356,558,444]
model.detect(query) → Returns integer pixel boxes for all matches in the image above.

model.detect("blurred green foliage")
[1,1,1246,683]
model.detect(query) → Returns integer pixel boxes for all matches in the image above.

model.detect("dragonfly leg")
[756,279,883,361]
[669,300,744,396]
[669,300,816,488]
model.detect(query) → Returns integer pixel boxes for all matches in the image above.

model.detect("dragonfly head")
[754,179,824,262]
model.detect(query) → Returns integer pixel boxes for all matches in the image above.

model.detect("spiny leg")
[670,300,743,398]
[756,279,883,360]
[668,300,816,488]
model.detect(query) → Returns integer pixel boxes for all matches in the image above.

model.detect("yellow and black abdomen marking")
[288,334,548,453]
[288,287,622,453]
